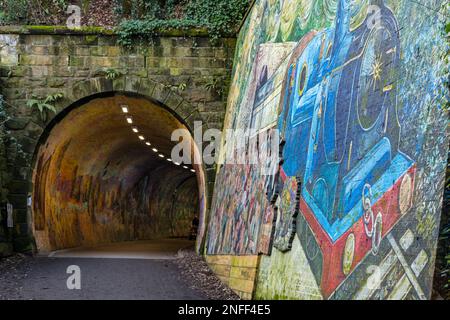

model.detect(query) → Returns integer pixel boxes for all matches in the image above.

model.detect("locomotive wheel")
[371,212,383,255]
[399,173,413,215]
[343,233,356,275]
[362,183,374,238]
[356,18,399,131]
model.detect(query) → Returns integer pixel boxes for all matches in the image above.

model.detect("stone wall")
[0,27,236,252]
[205,255,259,300]
[0,132,13,256]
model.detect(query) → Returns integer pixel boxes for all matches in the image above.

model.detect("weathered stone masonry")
[0,27,236,254]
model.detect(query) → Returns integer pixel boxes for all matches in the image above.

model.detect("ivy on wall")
[0,94,9,202]
[0,0,250,43]
[116,0,250,45]
[434,1,449,299]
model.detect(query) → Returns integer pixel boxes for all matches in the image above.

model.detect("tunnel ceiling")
[37,94,195,190]
[32,94,200,252]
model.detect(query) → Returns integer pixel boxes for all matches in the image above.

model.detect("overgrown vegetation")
[0,0,250,43]
[0,94,9,202]
[433,1,450,299]
[26,93,63,121]
[115,0,250,45]
[204,77,226,97]
[434,152,450,299]
[0,95,27,202]
[104,68,122,80]
[0,0,68,25]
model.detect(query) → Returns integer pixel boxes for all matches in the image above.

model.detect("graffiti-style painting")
[31,96,201,252]
[207,0,448,300]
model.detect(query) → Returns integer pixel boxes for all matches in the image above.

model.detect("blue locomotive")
[267,0,416,297]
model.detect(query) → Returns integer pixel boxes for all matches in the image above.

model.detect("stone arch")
[24,77,212,253]
[60,76,208,131]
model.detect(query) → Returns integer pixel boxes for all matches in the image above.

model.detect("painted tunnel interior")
[32,94,202,252]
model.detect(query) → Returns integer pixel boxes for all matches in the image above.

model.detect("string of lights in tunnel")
[121,104,196,173]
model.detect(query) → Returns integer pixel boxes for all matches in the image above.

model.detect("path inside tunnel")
[47,238,194,259]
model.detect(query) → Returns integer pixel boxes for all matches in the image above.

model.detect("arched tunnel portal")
[30,92,206,253]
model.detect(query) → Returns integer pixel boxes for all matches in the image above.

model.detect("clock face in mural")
[357,25,397,130]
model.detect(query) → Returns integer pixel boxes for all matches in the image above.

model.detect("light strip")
[124,111,195,170]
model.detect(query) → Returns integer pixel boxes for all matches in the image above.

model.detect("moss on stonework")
[12,236,34,253]
[0,242,13,257]
[0,25,114,35]
[0,25,211,37]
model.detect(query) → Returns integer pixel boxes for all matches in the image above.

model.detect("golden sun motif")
[370,56,383,89]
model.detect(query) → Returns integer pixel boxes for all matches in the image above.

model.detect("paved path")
[15,239,206,300]
[47,239,194,260]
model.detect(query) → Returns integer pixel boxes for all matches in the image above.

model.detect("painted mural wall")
[206,0,449,299]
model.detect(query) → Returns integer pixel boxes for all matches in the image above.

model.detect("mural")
[207,0,449,300]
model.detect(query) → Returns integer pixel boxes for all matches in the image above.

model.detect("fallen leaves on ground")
[175,246,240,300]
[0,253,32,300]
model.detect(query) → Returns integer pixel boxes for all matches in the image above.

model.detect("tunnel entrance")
[31,93,205,253]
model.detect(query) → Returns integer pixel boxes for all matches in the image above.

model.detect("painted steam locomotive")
[263,0,416,298]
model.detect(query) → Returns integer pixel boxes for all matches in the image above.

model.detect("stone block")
[75,46,91,56]
[210,264,231,277]
[231,255,259,268]
[124,76,141,92]
[152,83,171,103]
[205,254,232,266]
[230,266,257,281]
[228,278,256,295]
[24,121,44,140]
[136,78,155,96]
[14,209,28,224]
[12,235,33,252]
[7,194,27,210]
[0,242,13,257]
[5,117,30,130]
[0,34,19,65]
[90,56,120,68]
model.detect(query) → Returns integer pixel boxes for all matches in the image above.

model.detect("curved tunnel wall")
[32,93,202,252]
[127,167,199,239]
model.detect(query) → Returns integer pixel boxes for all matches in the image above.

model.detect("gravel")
[0,253,33,300]
[175,247,240,300]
